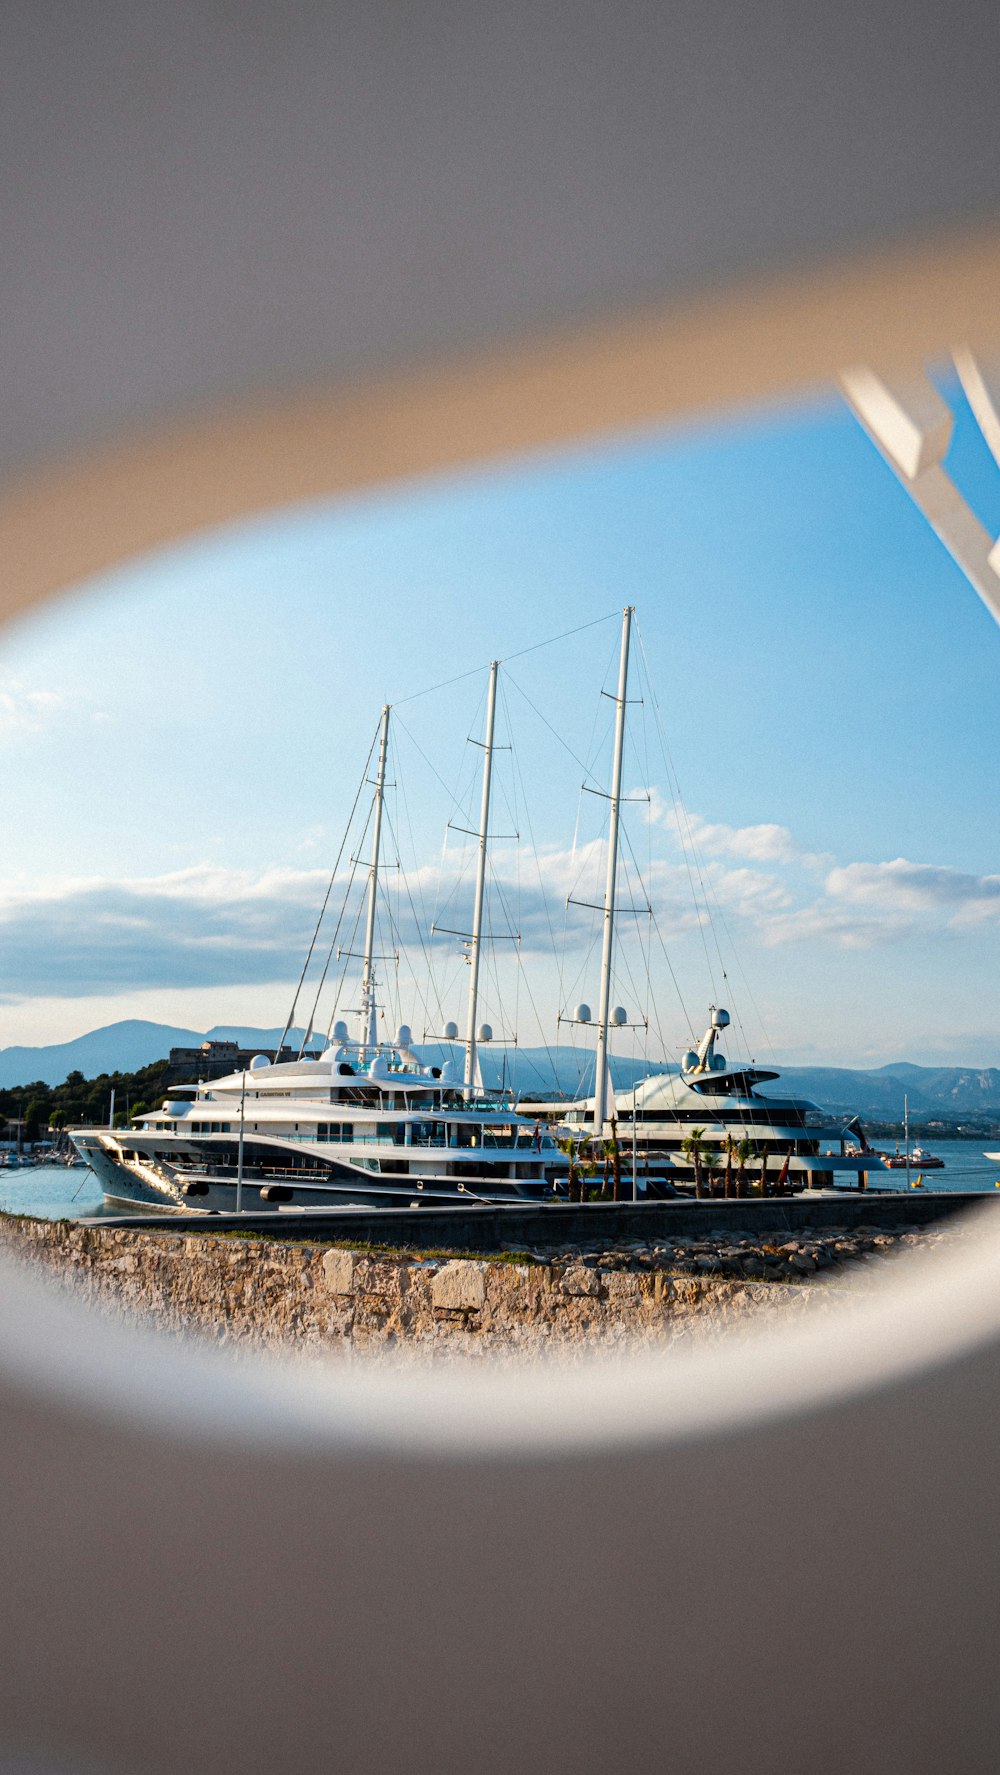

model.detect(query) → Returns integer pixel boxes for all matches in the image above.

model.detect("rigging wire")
[391,608,619,710]
[324,887,369,1044]
[275,721,379,1060]
[498,674,570,1096]
[381,802,447,1043]
[299,802,374,1053]
[634,618,775,1066]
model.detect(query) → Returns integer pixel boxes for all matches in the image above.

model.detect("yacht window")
[377,1122,405,1145]
[453,1123,483,1148]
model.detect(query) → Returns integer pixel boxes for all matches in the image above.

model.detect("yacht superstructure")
[74,680,569,1212]
[522,1008,882,1191]
[73,1027,561,1212]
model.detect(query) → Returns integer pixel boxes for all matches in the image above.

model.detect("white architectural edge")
[840,359,1000,624]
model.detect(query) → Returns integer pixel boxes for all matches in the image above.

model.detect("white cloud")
[642,791,1000,950]
[0,681,110,739]
[644,789,829,870]
[3,808,999,1006]
[0,685,66,735]
[824,859,1000,925]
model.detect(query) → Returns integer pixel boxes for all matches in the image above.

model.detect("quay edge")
[79,1191,996,1251]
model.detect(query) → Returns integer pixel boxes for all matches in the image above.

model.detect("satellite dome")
[249,1055,270,1071]
[612,1005,628,1026]
[477,1022,493,1042]
[711,1052,727,1071]
[575,1003,592,1024]
[332,1020,349,1043]
[440,1058,458,1084]
[395,1024,412,1048]
[443,1020,459,1041]
[711,1007,731,1029]
[682,1050,699,1072]
[368,1053,389,1079]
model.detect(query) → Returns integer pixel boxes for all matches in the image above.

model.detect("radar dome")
[249,1055,270,1071]
[682,1050,699,1072]
[711,1052,727,1071]
[711,1007,730,1029]
[575,1003,592,1024]
[612,1006,628,1027]
[368,1053,389,1079]
[443,1020,459,1041]
[395,1024,412,1048]
[332,1020,349,1043]
[477,1022,493,1042]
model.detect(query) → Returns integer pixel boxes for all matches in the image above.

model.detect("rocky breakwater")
[0,1212,964,1361]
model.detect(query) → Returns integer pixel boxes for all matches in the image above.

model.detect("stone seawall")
[0,1212,957,1361]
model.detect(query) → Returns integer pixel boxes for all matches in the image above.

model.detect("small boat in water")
[881,1145,944,1170]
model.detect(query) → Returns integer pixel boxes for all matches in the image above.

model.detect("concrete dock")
[82,1189,996,1251]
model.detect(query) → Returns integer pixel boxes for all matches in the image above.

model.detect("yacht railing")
[162,1129,558,1152]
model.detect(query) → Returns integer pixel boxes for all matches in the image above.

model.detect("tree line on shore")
[0,1060,170,1143]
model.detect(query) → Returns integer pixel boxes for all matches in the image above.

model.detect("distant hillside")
[0,1020,313,1089]
[763,1063,1000,1121]
[3,1020,1000,1119]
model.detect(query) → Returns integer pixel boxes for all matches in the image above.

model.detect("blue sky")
[2,372,1000,1068]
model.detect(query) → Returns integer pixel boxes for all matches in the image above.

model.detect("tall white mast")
[359,703,390,1050]
[592,606,632,1136]
[464,660,499,1096]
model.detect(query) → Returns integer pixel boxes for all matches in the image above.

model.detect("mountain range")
[2,1019,1000,1121]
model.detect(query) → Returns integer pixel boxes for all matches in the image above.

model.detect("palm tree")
[734,1137,753,1199]
[681,1126,712,1199]
[596,1118,624,1200]
[556,1135,596,1203]
[757,1149,769,1197]
[723,1135,736,1198]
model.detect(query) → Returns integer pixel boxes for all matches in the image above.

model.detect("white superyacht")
[73,688,564,1212]
[524,1006,881,1192]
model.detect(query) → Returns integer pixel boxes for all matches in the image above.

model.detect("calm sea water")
[0,1162,119,1221]
[2,1140,1000,1221]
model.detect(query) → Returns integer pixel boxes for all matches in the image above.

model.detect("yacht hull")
[71,1132,551,1213]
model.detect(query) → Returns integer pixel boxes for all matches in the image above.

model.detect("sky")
[2,370,1000,1071]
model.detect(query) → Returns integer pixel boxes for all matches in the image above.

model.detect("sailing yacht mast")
[359,703,390,1049]
[592,606,632,1136]
[464,660,499,1096]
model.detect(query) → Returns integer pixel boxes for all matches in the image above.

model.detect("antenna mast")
[592,606,632,1135]
[464,660,499,1096]
[359,703,390,1050]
